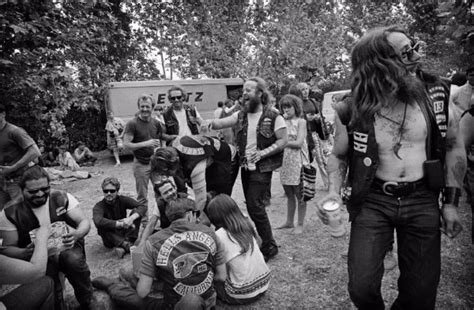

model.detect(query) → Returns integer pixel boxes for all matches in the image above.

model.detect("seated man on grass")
[93,177,146,258]
[73,141,97,167]
[0,165,93,309]
[92,198,218,310]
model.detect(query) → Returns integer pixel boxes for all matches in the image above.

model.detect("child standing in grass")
[207,194,270,305]
[277,94,309,234]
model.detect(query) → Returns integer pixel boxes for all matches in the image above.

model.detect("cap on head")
[165,198,196,222]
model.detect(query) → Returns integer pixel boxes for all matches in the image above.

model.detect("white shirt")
[214,107,223,119]
[215,228,270,299]
[173,108,202,137]
[226,111,286,152]
[0,193,79,230]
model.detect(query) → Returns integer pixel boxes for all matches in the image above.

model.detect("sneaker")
[91,276,115,291]
[384,250,398,271]
[114,247,126,259]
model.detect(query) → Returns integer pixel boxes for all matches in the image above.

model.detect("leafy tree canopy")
[1,0,472,149]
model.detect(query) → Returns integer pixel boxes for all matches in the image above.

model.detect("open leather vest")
[235,107,283,173]
[5,190,82,248]
[337,73,449,221]
[163,106,199,136]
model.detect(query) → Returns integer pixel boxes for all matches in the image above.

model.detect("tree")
[0,1,160,149]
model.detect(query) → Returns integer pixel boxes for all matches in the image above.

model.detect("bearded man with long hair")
[317,26,466,309]
[209,77,288,262]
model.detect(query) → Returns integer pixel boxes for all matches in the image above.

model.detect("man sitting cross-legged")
[92,177,146,258]
[0,165,93,310]
[92,197,218,310]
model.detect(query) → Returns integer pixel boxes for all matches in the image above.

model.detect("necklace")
[376,102,408,160]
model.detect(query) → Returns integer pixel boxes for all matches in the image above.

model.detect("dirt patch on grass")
[58,151,474,309]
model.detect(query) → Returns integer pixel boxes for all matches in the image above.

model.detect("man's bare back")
[374,101,427,181]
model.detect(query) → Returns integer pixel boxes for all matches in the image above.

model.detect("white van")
[106,78,244,123]
[321,89,351,123]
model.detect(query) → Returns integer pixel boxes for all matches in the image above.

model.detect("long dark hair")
[279,94,303,118]
[350,25,426,126]
[207,194,257,254]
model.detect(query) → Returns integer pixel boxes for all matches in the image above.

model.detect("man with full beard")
[317,26,466,309]
[0,165,93,309]
[209,77,288,261]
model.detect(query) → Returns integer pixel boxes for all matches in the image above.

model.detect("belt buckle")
[382,181,398,196]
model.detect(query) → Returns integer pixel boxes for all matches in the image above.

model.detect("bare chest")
[374,103,427,156]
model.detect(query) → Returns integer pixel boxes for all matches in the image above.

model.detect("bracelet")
[443,187,461,207]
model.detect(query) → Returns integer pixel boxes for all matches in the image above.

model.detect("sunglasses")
[169,96,182,101]
[103,189,117,194]
[26,186,51,195]
[401,41,420,60]
[192,210,201,218]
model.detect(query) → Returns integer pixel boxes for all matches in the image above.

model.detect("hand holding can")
[322,200,346,238]
[245,147,257,171]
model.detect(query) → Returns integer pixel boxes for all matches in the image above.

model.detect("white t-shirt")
[227,110,286,153]
[0,193,79,230]
[214,107,223,119]
[173,108,202,137]
[215,228,270,299]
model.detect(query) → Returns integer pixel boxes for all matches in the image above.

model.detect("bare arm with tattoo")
[441,104,467,238]
[316,114,349,224]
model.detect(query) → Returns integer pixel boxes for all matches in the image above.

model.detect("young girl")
[207,194,270,305]
[278,94,309,234]
[105,111,125,167]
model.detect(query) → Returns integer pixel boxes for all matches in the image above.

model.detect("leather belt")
[372,178,426,197]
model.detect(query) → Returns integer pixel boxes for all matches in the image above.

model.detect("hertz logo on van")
[156,92,204,105]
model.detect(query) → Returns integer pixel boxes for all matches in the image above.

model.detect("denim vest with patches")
[235,108,283,173]
[338,75,449,221]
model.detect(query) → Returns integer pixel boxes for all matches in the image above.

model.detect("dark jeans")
[98,220,141,248]
[348,187,441,310]
[241,168,277,254]
[0,276,55,310]
[143,293,207,310]
[102,279,207,310]
[465,159,474,243]
[77,154,97,165]
[47,242,92,309]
